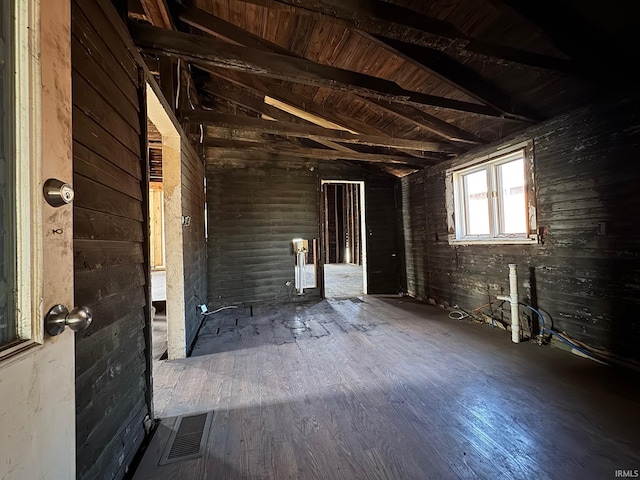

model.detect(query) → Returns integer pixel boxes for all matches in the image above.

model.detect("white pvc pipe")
[509,264,520,343]
[297,251,306,295]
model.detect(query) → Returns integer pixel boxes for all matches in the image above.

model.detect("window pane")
[463,170,490,235]
[1,1,16,345]
[498,158,526,234]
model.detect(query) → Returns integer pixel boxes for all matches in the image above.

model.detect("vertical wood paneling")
[402,96,640,359]
[72,2,149,479]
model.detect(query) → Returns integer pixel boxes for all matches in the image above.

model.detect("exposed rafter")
[231,0,578,74]
[203,138,437,166]
[179,7,294,56]
[203,69,387,136]
[139,0,174,29]
[200,76,399,160]
[360,33,540,121]
[364,98,486,145]
[200,75,440,162]
[180,111,463,154]
[200,78,318,126]
[174,10,490,144]
[130,22,525,119]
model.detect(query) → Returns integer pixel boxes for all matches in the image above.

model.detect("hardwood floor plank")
[136,296,640,480]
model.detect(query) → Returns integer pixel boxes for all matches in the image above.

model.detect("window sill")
[448,235,538,246]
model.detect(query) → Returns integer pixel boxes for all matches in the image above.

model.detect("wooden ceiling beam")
[180,110,462,154]
[201,79,316,125]
[203,138,437,166]
[213,68,481,146]
[180,14,481,147]
[201,77,433,160]
[364,98,486,145]
[179,7,294,56]
[130,22,518,119]
[139,0,173,29]
[204,68,386,135]
[232,0,578,74]
[181,6,537,123]
[362,33,540,122]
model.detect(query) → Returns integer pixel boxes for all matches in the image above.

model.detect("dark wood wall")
[181,147,208,350]
[72,1,149,479]
[402,96,640,360]
[206,159,402,307]
[207,161,320,307]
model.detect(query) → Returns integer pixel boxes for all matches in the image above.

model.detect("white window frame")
[446,141,537,245]
[1,0,43,359]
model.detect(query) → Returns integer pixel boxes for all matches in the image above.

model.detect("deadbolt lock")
[43,178,74,207]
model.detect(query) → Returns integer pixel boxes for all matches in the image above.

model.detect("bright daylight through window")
[448,146,536,244]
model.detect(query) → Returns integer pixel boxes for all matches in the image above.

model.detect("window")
[446,143,537,244]
[1,0,16,346]
[1,0,42,356]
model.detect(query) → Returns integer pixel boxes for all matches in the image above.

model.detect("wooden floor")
[136,296,640,480]
[324,263,364,298]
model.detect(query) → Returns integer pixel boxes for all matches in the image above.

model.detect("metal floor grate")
[159,411,213,465]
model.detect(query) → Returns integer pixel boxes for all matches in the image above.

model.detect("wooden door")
[0,1,76,478]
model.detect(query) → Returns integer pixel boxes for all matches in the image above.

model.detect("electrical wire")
[518,301,606,364]
[175,59,181,109]
[448,310,469,320]
[202,305,238,316]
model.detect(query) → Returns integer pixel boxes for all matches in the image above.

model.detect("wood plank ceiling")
[128,0,638,176]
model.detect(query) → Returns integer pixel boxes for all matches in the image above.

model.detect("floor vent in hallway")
[159,411,213,465]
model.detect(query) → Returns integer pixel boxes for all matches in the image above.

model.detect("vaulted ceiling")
[128,0,639,176]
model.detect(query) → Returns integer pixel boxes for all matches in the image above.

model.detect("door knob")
[45,304,93,336]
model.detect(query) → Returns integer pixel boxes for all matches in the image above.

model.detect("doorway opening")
[321,181,367,298]
[146,84,187,364]
[147,118,167,360]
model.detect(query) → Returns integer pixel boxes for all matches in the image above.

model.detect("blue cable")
[519,302,603,362]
